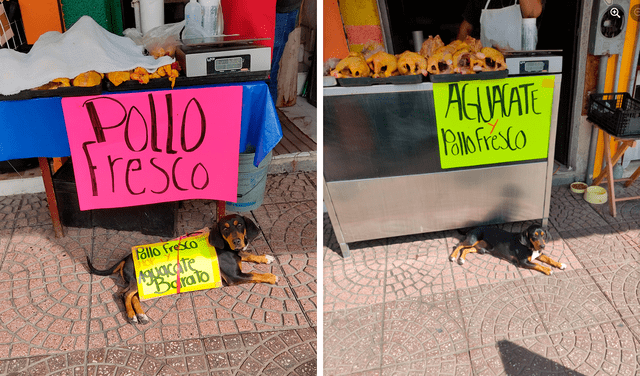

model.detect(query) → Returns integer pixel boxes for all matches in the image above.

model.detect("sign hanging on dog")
[132,230,223,300]
[61,86,243,210]
[432,75,555,169]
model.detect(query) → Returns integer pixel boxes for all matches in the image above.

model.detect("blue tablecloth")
[0,81,282,167]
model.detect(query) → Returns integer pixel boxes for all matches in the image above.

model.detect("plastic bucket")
[226,151,272,212]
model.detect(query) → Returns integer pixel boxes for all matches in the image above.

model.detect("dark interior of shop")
[380,0,582,166]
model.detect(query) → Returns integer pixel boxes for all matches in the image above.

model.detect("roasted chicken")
[366,51,398,78]
[330,52,371,78]
[396,51,427,76]
[479,47,507,71]
[427,51,454,75]
[419,35,445,59]
[72,71,103,87]
[106,71,131,86]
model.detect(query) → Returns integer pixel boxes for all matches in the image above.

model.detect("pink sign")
[61,86,243,211]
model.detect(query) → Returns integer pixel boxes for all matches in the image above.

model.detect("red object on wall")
[221,0,277,56]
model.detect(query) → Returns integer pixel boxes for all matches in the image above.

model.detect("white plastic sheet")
[0,16,173,95]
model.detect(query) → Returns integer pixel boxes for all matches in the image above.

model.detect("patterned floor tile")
[583,261,640,319]
[591,182,640,225]
[324,304,384,376]
[190,262,307,337]
[15,192,51,228]
[175,200,217,235]
[385,230,452,257]
[323,244,388,312]
[548,321,640,375]
[0,265,91,358]
[383,241,455,299]
[468,336,571,376]
[3,225,93,279]
[548,186,609,232]
[458,281,542,348]
[559,225,640,268]
[202,328,316,375]
[522,273,620,333]
[88,276,201,348]
[279,252,317,326]
[262,172,316,204]
[610,220,640,248]
[381,299,467,363]
[379,352,473,376]
[0,228,13,258]
[0,347,181,375]
[0,194,21,230]
[252,201,316,254]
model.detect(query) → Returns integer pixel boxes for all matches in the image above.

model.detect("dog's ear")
[518,231,530,247]
[243,216,260,243]
[208,222,226,249]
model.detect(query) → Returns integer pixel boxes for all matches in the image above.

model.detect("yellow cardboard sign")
[433,75,555,169]
[132,230,223,300]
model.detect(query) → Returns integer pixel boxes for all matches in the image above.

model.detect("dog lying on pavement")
[449,224,565,275]
[87,214,277,324]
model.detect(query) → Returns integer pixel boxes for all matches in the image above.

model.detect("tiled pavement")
[0,172,317,375]
[323,183,640,375]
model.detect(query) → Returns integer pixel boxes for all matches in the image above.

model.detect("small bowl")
[584,186,608,204]
[570,182,588,194]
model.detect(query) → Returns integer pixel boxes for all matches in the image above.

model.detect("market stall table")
[324,73,562,257]
[0,81,282,237]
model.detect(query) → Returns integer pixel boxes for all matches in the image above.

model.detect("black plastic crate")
[52,160,177,237]
[588,92,640,137]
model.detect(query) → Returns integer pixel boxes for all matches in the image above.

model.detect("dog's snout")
[233,238,243,247]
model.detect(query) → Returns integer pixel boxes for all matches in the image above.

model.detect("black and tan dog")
[449,224,565,275]
[87,214,277,324]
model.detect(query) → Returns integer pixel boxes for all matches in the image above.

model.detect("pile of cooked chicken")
[33,63,181,91]
[422,35,506,75]
[329,35,506,78]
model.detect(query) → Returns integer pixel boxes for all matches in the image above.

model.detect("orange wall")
[18,0,64,44]
[324,0,349,60]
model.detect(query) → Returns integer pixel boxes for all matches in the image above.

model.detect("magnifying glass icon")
[611,7,621,18]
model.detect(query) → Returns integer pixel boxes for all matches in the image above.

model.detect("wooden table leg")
[625,165,640,187]
[602,133,617,217]
[216,200,226,222]
[38,157,64,238]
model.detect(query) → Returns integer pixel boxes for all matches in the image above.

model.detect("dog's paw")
[449,256,455,262]
[129,315,138,324]
[457,258,465,265]
[137,314,150,325]
[265,255,276,264]
[560,263,566,270]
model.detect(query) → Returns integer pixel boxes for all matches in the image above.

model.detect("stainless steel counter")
[324,75,562,257]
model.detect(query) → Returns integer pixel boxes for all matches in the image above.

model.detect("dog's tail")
[86,256,126,276]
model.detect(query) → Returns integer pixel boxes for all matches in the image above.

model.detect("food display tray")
[0,85,102,102]
[104,71,270,92]
[323,76,337,87]
[337,75,424,87]
[429,70,508,83]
